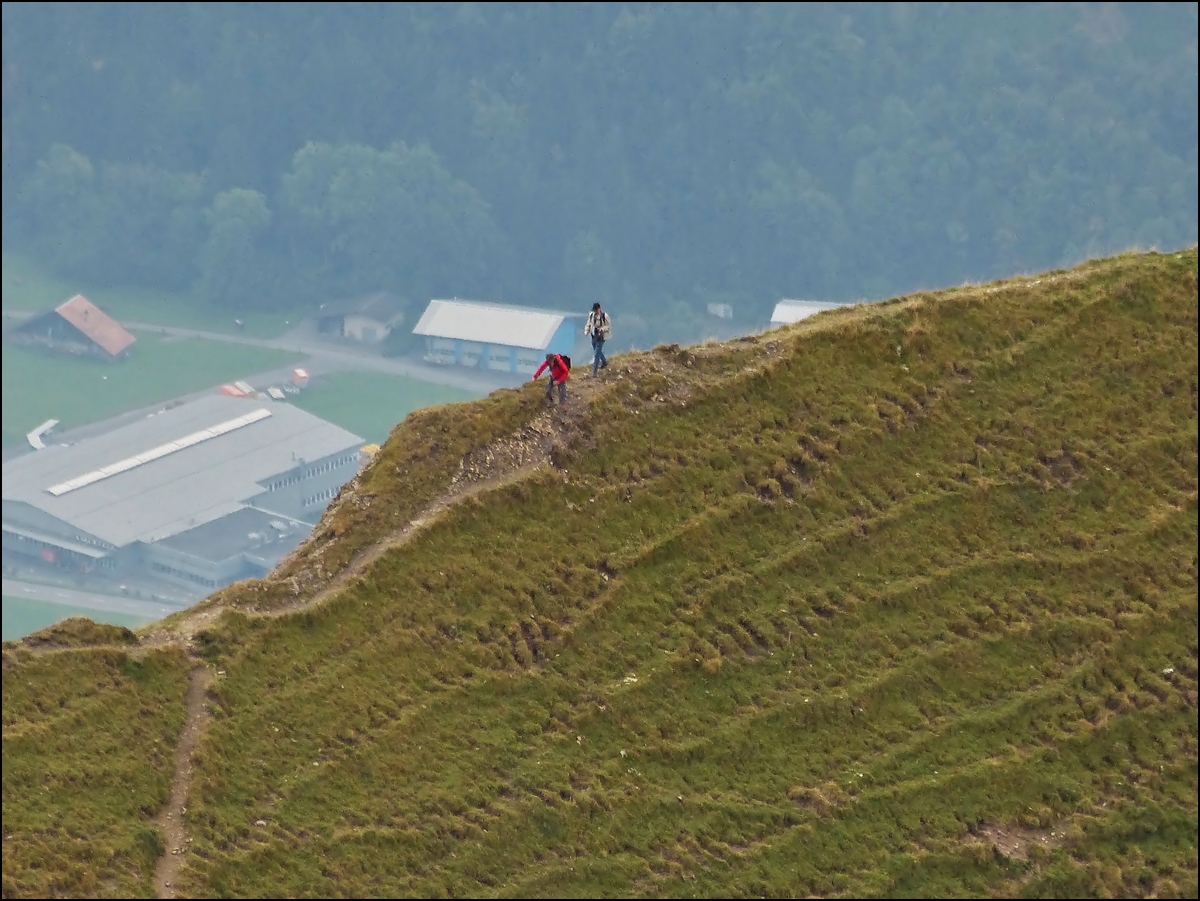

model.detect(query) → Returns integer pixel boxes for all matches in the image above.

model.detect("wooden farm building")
[313,292,409,345]
[13,294,136,359]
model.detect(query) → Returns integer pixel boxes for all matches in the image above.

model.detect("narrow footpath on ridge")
[17,361,612,898]
[9,330,804,899]
[146,373,609,898]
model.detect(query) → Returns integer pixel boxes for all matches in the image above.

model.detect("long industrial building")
[2,394,365,593]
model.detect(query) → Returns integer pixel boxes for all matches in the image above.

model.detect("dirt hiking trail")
[7,333,809,898]
[9,364,634,897]
[153,665,211,899]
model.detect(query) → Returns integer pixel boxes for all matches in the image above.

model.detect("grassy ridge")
[3,248,1197,898]
[177,249,1196,897]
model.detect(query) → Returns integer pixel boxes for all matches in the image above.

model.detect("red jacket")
[533,354,570,382]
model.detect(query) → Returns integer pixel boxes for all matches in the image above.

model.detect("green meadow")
[2,251,483,449]
[287,371,482,446]
[1,596,154,643]
[1,335,301,448]
[2,249,312,338]
[3,248,1196,898]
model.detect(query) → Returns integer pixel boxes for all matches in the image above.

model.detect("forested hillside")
[2,3,1196,347]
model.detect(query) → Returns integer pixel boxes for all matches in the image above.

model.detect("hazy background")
[2,2,1196,349]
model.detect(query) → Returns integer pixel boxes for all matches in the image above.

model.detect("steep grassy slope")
[3,248,1197,899]
[3,623,190,897]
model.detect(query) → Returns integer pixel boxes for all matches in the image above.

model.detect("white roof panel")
[412,300,569,350]
[771,300,848,325]
[46,408,273,496]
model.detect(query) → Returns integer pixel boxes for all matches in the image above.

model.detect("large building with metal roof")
[2,394,364,593]
[412,299,582,374]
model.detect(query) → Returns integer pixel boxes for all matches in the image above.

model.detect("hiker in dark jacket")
[532,352,570,404]
[584,302,611,374]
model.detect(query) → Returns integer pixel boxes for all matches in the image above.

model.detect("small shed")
[13,294,136,359]
[411,299,581,374]
[770,299,847,326]
[314,292,408,344]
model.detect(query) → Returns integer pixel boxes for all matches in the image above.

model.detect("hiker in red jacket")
[532,352,570,405]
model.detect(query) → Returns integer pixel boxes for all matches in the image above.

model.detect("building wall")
[251,447,362,522]
[2,500,117,574]
[514,346,544,374]
[459,340,485,369]
[423,337,522,371]
[140,542,225,591]
[2,500,114,551]
[423,336,457,366]
[422,325,581,374]
[144,527,310,592]
[2,529,115,574]
[546,319,579,357]
[343,314,390,343]
[479,344,513,372]
[14,314,120,358]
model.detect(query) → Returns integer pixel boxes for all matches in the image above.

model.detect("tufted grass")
[3,247,1196,898]
[2,644,191,898]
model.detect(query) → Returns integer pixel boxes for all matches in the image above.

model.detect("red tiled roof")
[54,295,136,356]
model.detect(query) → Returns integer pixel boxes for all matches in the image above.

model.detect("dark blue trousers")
[591,336,608,373]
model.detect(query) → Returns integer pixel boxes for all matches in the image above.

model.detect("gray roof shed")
[412,299,581,349]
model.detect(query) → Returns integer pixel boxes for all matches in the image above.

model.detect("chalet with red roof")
[13,294,136,360]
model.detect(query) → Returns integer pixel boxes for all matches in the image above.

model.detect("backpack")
[561,355,571,372]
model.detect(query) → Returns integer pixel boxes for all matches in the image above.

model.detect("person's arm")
[532,358,548,380]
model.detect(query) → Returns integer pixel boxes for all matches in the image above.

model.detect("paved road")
[3,578,186,619]
[123,319,526,393]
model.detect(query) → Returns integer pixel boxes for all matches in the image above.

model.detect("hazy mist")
[2,2,1196,349]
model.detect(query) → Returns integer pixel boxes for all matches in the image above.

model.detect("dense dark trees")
[2,2,1196,346]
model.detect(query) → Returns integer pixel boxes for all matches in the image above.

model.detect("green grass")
[1,335,301,447]
[1,596,153,642]
[286,371,483,445]
[1,642,191,898]
[2,248,313,338]
[2,248,1196,898]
